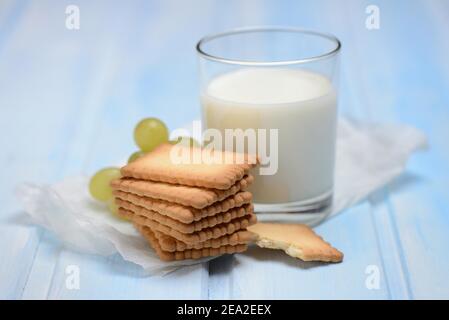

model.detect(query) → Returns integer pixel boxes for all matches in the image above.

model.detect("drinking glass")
[197,27,341,221]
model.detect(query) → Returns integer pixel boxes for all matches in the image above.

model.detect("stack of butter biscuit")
[111,144,258,261]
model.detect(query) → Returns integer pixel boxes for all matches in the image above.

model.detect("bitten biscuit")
[135,225,248,261]
[111,175,254,210]
[116,198,253,234]
[248,223,343,263]
[113,190,252,224]
[120,144,258,190]
[153,229,257,252]
[118,207,257,245]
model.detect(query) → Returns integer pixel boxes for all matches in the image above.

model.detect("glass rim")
[196,26,341,66]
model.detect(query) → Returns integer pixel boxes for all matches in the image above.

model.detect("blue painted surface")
[0,0,448,299]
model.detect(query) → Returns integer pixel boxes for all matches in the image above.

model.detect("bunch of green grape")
[89,117,199,217]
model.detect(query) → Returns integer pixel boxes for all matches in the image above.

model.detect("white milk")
[201,68,337,204]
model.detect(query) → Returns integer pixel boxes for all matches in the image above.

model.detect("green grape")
[128,150,145,163]
[107,198,128,220]
[107,198,119,215]
[134,117,169,152]
[89,167,121,202]
[169,136,200,148]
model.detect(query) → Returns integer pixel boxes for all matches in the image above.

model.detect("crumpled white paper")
[16,118,427,275]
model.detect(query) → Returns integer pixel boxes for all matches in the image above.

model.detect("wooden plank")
[0,0,62,299]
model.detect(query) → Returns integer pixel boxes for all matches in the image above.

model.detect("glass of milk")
[196,27,341,220]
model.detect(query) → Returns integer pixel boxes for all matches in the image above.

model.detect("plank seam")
[368,196,392,299]
[385,187,414,299]
[18,227,43,299]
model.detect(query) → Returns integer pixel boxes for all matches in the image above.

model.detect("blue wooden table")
[1,0,448,299]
